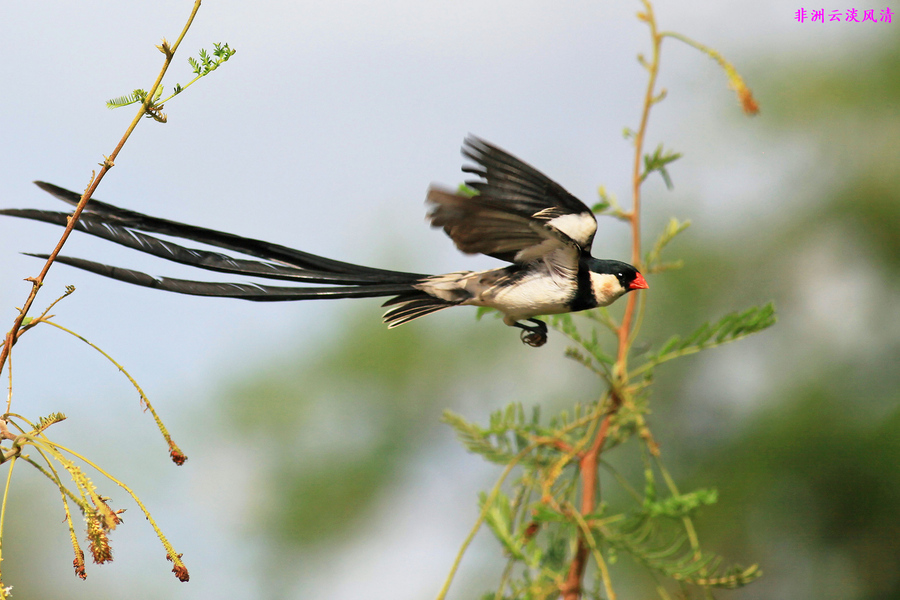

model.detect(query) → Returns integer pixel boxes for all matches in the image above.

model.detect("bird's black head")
[588,259,648,290]
[586,258,649,299]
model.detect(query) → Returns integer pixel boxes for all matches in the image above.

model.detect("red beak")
[629,272,649,290]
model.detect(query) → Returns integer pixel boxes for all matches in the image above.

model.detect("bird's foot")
[516,319,548,348]
[520,329,548,347]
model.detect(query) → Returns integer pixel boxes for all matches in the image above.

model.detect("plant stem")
[38,319,185,463]
[563,2,662,598]
[436,444,537,600]
[0,0,203,380]
[618,0,661,366]
[0,454,16,595]
[562,410,614,600]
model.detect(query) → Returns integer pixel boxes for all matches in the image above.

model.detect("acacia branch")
[0,0,203,378]
[562,408,616,600]
[618,0,660,366]
[563,2,662,598]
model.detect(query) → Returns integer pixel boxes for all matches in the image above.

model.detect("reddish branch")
[1,177,107,375]
[0,4,201,379]
[561,3,661,598]
[562,410,615,599]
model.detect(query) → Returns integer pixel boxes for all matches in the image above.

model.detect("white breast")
[470,269,575,322]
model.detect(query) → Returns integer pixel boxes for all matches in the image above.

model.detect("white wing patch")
[545,212,597,247]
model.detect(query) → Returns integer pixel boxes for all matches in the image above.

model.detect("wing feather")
[428,137,598,264]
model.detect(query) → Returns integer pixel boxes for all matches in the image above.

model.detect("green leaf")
[640,143,683,189]
[457,183,479,197]
[184,44,235,79]
[531,504,569,523]
[637,303,777,376]
[480,491,523,559]
[106,89,147,110]
[595,185,624,217]
[591,200,610,213]
[644,488,718,518]
[475,306,498,321]
[442,410,517,465]
[551,314,615,373]
[599,513,761,588]
[645,217,691,274]
[443,405,549,467]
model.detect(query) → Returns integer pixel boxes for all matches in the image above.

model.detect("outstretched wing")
[427,136,597,264]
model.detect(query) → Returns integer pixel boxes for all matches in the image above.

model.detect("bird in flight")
[1,137,646,347]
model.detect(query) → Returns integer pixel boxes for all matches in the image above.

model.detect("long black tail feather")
[0,183,441,312]
[3,208,413,285]
[29,254,419,302]
[24,182,424,282]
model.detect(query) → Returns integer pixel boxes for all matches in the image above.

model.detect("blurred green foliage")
[223,311,509,547]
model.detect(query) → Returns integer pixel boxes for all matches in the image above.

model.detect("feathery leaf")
[636,303,777,377]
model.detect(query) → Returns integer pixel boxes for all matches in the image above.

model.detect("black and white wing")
[427,136,597,264]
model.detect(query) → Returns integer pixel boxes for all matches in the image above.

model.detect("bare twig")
[35,319,187,465]
[0,0,203,381]
[436,443,539,600]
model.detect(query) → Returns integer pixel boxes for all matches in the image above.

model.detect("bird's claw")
[520,329,548,347]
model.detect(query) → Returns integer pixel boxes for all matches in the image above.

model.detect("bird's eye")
[618,273,623,277]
